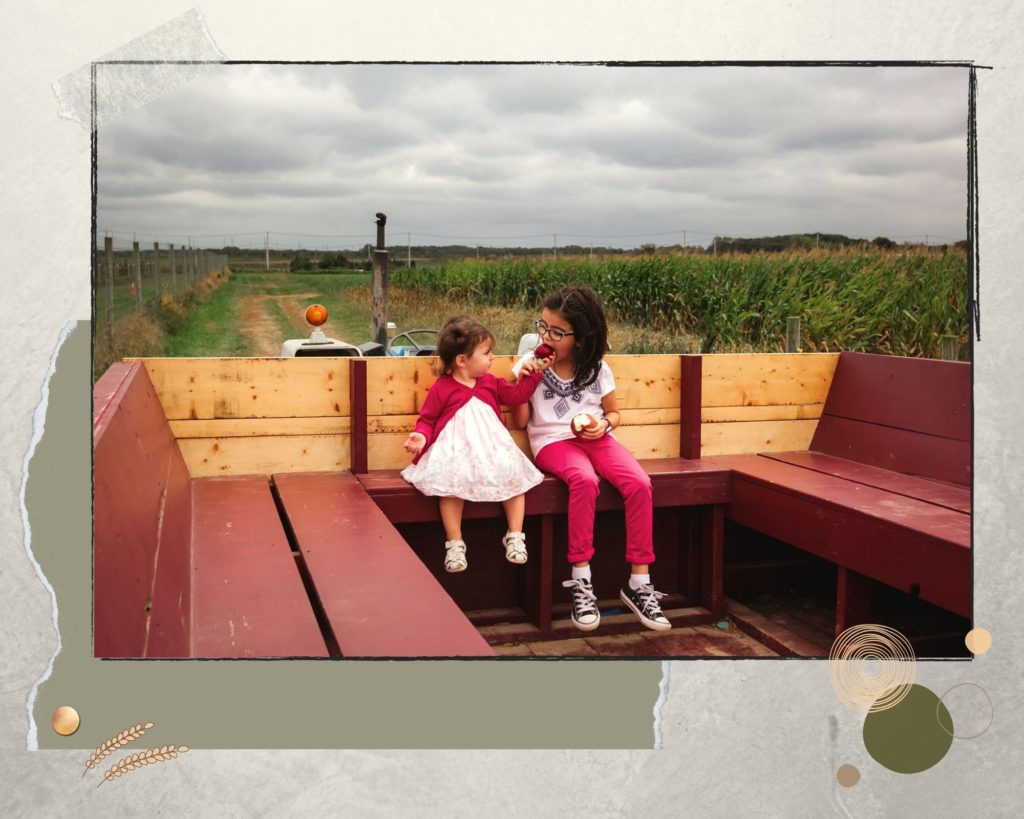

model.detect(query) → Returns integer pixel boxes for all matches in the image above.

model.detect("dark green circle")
[863,684,954,774]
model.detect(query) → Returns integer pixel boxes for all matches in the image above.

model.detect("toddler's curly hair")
[434,315,495,376]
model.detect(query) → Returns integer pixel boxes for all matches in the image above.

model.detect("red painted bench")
[710,351,971,638]
[273,472,493,657]
[191,476,328,658]
[94,361,193,657]
[93,362,492,658]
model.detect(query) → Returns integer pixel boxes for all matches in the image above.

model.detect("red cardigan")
[411,370,542,464]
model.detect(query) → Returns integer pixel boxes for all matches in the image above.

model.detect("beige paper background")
[2,1,1023,813]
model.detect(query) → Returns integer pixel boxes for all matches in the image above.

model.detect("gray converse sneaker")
[563,577,600,631]
[620,583,671,631]
[444,539,467,573]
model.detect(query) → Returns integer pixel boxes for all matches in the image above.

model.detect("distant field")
[94,247,969,381]
[393,248,969,358]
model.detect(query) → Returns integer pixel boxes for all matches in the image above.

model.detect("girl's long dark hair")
[542,285,608,391]
[434,315,494,376]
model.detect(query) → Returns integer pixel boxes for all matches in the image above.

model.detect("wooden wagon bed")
[93,350,971,659]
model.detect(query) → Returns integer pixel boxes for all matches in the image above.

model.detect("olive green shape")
[863,684,954,774]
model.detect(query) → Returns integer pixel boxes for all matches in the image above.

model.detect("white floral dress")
[401,396,543,501]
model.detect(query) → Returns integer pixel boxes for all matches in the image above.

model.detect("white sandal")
[444,539,468,573]
[502,531,528,565]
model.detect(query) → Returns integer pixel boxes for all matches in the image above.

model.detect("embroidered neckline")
[540,364,603,403]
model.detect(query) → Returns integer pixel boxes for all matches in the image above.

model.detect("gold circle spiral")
[828,624,916,713]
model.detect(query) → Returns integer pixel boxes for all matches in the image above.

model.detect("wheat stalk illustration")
[97,745,189,787]
[82,722,155,776]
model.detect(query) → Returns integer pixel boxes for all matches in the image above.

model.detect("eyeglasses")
[535,319,574,342]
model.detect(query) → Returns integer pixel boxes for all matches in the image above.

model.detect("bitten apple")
[571,413,600,438]
[535,342,555,360]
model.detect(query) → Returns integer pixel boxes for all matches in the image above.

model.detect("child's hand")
[519,356,552,376]
[578,417,612,440]
[403,431,427,456]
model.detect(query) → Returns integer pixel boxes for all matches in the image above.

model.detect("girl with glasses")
[511,285,672,633]
[402,316,550,573]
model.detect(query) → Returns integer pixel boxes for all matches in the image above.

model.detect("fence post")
[786,316,801,352]
[104,236,114,353]
[132,241,142,312]
[940,335,959,361]
[169,244,177,294]
[371,212,390,346]
[153,242,161,302]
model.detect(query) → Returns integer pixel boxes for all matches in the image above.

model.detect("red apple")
[534,342,555,360]
[571,413,599,438]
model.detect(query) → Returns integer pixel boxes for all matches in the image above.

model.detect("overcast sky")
[96,63,969,251]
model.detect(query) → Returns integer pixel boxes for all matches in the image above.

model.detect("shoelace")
[562,578,598,616]
[633,583,666,615]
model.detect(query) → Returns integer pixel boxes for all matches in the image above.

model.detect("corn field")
[392,248,969,357]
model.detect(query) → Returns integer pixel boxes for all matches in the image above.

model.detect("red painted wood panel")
[810,416,970,486]
[357,459,731,524]
[817,352,970,441]
[191,477,328,658]
[93,362,136,438]
[763,451,970,513]
[679,355,702,459]
[716,455,970,546]
[145,453,193,656]
[349,358,367,474]
[273,471,494,657]
[93,362,191,658]
[718,459,970,617]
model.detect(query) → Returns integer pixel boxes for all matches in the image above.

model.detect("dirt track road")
[239,292,348,356]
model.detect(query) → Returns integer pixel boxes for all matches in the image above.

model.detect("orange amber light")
[305,304,329,326]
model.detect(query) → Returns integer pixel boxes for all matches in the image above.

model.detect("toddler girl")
[511,285,671,632]
[402,316,549,573]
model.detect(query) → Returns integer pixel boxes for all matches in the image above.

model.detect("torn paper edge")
[653,660,670,749]
[23,320,76,751]
[52,6,226,129]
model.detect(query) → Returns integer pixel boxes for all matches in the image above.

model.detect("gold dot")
[836,764,861,787]
[51,706,80,736]
[965,628,992,655]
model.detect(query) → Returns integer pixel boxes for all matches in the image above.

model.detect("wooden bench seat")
[191,476,329,658]
[273,472,495,657]
[760,451,970,513]
[712,351,971,637]
[356,458,731,523]
[718,453,970,618]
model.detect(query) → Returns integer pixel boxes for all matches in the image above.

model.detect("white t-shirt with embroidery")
[512,353,616,456]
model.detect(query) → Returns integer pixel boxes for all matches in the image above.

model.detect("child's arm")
[403,380,445,456]
[509,402,531,429]
[495,368,543,406]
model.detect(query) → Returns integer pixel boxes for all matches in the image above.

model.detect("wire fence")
[97,228,966,255]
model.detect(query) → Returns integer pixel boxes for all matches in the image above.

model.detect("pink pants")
[534,435,655,566]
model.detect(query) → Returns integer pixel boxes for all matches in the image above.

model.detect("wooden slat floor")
[492,622,779,658]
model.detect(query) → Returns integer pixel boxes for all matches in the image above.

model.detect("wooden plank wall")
[364,355,683,470]
[133,353,840,476]
[135,358,352,477]
[700,353,839,455]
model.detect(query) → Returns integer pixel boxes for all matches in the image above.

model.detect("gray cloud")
[96,63,969,249]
